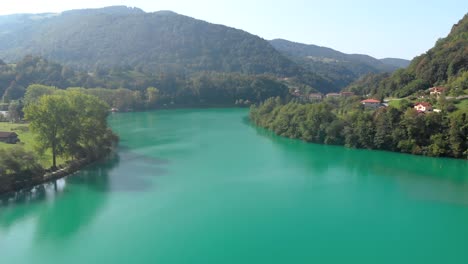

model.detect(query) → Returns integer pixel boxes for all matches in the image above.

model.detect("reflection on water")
[251,120,468,205]
[103,146,169,192]
[0,148,170,239]
[1,109,468,264]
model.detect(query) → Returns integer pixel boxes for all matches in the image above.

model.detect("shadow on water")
[0,147,170,239]
[248,117,468,205]
[105,145,169,192]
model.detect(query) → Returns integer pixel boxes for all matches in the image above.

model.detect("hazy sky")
[1,0,467,59]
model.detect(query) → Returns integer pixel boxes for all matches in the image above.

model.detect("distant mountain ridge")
[379,58,411,68]
[0,7,340,92]
[0,6,407,93]
[0,7,296,75]
[269,39,410,89]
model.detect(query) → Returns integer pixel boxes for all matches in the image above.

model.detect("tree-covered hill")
[379,58,411,68]
[269,39,409,89]
[346,14,467,98]
[0,6,335,91]
[0,55,291,109]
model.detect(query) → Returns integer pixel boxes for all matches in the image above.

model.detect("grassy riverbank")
[0,122,67,168]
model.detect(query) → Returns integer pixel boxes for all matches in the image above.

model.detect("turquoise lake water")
[1,108,468,263]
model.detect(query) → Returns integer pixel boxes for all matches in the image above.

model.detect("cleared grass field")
[0,122,67,168]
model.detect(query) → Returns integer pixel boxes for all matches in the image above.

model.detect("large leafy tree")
[65,92,118,160]
[24,95,69,168]
[24,92,117,168]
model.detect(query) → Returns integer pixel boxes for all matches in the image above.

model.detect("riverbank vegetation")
[1,90,118,195]
[250,14,468,160]
[250,97,468,159]
[0,123,69,168]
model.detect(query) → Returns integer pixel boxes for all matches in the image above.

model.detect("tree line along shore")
[0,88,118,196]
[250,96,467,160]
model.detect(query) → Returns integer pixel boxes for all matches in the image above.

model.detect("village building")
[340,91,354,97]
[326,93,341,98]
[429,86,446,97]
[308,93,323,101]
[414,102,433,113]
[361,99,381,109]
[291,89,302,97]
[0,132,19,144]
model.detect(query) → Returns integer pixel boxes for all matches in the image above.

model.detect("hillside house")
[309,93,323,101]
[0,132,19,144]
[340,91,354,97]
[326,93,341,98]
[361,99,381,109]
[291,89,302,97]
[414,102,433,112]
[429,86,446,96]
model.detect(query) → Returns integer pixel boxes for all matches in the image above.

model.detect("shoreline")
[111,104,250,114]
[0,158,93,198]
[250,121,468,161]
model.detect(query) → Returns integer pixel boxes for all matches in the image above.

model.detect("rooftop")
[415,102,432,107]
[0,131,18,138]
[361,99,380,103]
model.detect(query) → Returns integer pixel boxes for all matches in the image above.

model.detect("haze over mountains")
[0,6,409,92]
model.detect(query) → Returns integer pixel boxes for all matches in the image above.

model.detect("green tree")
[448,112,468,158]
[428,134,448,157]
[65,92,118,160]
[0,147,43,180]
[7,100,22,123]
[24,95,69,168]
[24,84,57,105]
[24,91,119,168]
[146,87,160,108]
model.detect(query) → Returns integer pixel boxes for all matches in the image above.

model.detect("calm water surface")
[1,108,468,263]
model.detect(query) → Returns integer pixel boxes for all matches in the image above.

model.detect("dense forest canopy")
[346,14,468,98]
[0,56,291,109]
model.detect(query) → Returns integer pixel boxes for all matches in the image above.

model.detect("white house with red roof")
[361,99,381,109]
[429,86,446,96]
[414,102,433,112]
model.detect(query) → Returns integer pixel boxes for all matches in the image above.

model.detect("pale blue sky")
[1,0,467,59]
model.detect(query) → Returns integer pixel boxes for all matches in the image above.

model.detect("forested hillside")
[0,6,334,91]
[269,39,409,89]
[0,56,290,109]
[347,14,468,97]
